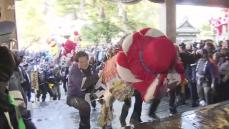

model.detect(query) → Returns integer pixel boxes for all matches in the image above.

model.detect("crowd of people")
[1,21,229,129]
[178,40,229,107]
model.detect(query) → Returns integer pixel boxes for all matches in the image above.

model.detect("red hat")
[116,28,184,102]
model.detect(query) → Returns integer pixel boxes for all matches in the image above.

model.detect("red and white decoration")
[210,9,229,36]
[62,31,79,56]
[116,28,185,102]
[60,31,79,67]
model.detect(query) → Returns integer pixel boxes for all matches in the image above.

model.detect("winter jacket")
[21,69,31,92]
[67,63,99,98]
[196,58,215,86]
[0,82,23,129]
[9,69,27,108]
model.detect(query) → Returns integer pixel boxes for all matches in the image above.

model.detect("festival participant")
[66,51,99,129]
[116,28,185,118]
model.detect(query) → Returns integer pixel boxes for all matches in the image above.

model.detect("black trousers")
[62,78,68,93]
[24,90,31,102]
[120,90,142,126]
[51,84,61,100]
[148,97,161,117]
[20,108,37,129]
[168,88,178,113]
[67,96,90,129]
[89,93,96,109]
[0,108,19,129]
[188,82,198,105]
[36,83,54,102]
[0,111,11,129]
[218,80,229,101]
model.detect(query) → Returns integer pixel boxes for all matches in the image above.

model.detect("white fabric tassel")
[144,74,160,103]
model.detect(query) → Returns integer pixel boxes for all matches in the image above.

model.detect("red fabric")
[133,79,154,98]
[116,28,179,101]
[123,32,177,80]
[116,51,129,68]
[210,15,228,36]
[217,24,223,35]
[63,39,77,54]
[126,32,145,80]
[74,31,79,36]
[102,55,118,84]
[133,74,167,99]
[139,28,150,35]
[143,36,176,73]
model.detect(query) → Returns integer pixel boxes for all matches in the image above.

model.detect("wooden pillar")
[0,0,18,49]
[165,0,176,43]
[157,4,166,35]
[0,0,16,21]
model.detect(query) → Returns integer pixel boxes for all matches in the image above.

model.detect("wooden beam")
[165,0,176,42]
[149,0,229,8]
[0,0,18,49]
[0,0,16,21]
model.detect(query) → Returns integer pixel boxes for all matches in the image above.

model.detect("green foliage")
[201,22,212,31]
[16,0,159,47]
[55,0,159,44]
[117,19,147,32]
[199,22,215,39]
[124,0,158,30]
[81,19,121,44]
[55,0,81,16]
[16,0,50,48]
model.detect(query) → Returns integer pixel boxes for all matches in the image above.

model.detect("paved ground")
[122,101,229,129]
[29,93,197,129]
